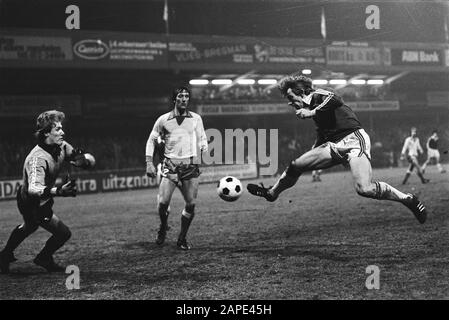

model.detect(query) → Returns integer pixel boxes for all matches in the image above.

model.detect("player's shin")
[179,204,195,240]
[421,161,428,172]
[157,194,171,214]
[271,162,302,197]
[371,181,411,202]
[3,224,37,254]
[402,172,411,184]
[158,202,170,228]
[416,168,427,183]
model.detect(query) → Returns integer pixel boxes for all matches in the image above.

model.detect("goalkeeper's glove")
[56,179,77,197]
[70,148,95,169]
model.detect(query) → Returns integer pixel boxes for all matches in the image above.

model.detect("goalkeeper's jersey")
[146,110,208,160]
[21,141,74,206]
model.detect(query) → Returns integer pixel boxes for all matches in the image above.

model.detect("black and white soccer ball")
[217,176,243,202]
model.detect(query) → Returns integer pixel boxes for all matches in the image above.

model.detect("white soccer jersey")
[146,110,208,159]
[401,136,423,157]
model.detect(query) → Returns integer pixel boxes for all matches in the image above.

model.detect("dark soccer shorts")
[16,186,54,226]
[161,158,201,184]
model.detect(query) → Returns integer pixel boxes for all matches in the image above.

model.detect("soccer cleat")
[33,255,65,273]
[0,251,17,274]
[403,194,427,224]
[156,224,170,245]
[176,238,191,251]
[421,178,430,184]
[246,183,277,202]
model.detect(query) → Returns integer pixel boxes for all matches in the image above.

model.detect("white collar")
[302,92,314,105]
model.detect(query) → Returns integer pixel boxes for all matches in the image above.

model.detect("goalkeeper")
[0,110,94,274]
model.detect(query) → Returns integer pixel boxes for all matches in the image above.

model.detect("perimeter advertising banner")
[0,34,72,62]
[347,100,400,111]
[197,103,291,116]
[390,48,444,66]
[197,101,399,115]
[1,29,447,71]
[168,36,325,69]
[71,32,168,68]
[0,95,82,117]
[326,42,390,66]
[0,164,258,201]
[426,91,449,107]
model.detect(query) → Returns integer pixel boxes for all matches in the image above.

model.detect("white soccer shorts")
[427,148,440,159]
[328,128,371,163]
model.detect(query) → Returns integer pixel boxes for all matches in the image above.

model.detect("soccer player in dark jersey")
[0,110,94,274]
[421,130,446,174]
[247,75,428,224]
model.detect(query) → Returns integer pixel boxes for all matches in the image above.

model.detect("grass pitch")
[0,167,448,299]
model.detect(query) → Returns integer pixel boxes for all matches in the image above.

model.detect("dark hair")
[432,130,438,134]
[34,110,65,142]
[278,75,313,97]
[171,86,191,105]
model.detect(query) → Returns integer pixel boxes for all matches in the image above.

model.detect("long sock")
[271,170,301,197]
[179,205,195,240]
[3,224,35,254]
[416,169,427,183]
[158,202,170,228]
[421,161,428,171]
[402,172,411,184]
[157,194,171,214]
[373,181,411,203]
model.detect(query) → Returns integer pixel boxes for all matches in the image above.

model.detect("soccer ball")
[217,176,243,202]
[84,153,96,168]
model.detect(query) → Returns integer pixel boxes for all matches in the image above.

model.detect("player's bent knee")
[58,223,72,242]
[158,202,170,211]
[62,229,72,242]
[355,183,375,198]
[185,203,195,213]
